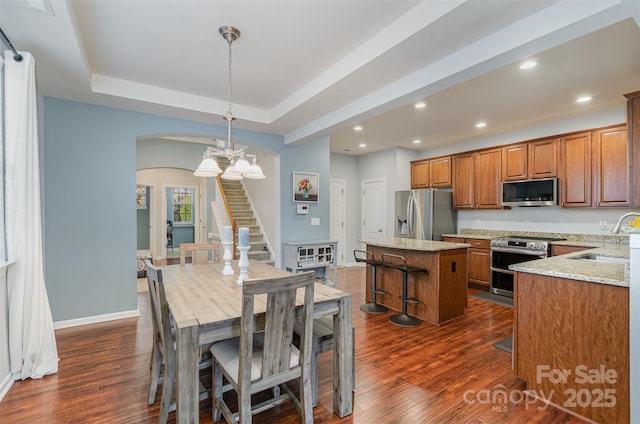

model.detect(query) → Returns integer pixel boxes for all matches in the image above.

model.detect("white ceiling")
[1,0,639,155]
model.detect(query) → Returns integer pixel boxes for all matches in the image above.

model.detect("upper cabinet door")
[560,132,592,207]
[410,159,430,189]
[474,148,502,209]
[593,126,629,207]
[430,156,452,188]
[452,154,475,209]
[502,144,527,181]
[528,138,558,179]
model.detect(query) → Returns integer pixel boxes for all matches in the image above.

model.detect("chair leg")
[160,352,176,424]
[148,345,162,405]
[311,338,320,407]
[212,361,222,422]
[300,364,314,424]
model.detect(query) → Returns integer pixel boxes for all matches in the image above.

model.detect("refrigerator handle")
[407,191,414,237]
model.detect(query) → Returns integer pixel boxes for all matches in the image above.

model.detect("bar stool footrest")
[388,314,421,327]
[360,303,388,314]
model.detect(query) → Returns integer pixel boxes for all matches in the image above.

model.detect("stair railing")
[216,176,238,259]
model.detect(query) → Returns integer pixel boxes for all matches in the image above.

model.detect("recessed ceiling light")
[519,60,537,70]
[412,139,422,144]
[414,102,426,109]
[358,143,367,148]
[353,125,363,131]
[576,95,592,103]
[475,122,487,128]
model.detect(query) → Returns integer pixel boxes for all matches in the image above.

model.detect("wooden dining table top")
[161,260,350,330]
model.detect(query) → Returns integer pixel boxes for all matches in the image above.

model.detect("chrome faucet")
[611,212,640,234]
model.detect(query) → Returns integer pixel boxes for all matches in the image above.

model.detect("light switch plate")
[311,217,320,226]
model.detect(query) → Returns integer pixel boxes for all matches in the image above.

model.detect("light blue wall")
[280,137,331,249]
[43,97,285,322]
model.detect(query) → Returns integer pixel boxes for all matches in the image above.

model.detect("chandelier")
[194,26,266,180]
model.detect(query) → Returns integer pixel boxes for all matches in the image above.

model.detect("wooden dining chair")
[145,260,210,423]
[210,271,316,424]
[179,242,221,265]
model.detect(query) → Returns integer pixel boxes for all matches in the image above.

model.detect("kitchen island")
[511,245,629,424]
[359,238,469,325]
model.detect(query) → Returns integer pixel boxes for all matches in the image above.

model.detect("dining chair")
[179,242,221,265]
[145,260,210,423]
[210,271,316,424]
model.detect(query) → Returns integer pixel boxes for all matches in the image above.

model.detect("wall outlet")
[599,221,607,231]
[311,217,320,226]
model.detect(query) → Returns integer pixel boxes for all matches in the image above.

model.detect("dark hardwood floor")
[0,267,586,423]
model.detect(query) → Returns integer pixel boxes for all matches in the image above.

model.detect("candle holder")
[221,242,234,275]
[236,246,250,285]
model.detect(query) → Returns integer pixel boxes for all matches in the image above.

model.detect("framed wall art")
[293,172,319,203]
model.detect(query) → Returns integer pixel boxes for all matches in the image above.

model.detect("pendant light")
[194,26,266,180]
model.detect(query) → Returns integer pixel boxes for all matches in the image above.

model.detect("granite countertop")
[360,237,470,252]
[441,233,494,241]
[510,244,629,287]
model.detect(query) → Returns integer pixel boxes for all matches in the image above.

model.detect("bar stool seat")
[382,253,427,327]
[354,250,388,314]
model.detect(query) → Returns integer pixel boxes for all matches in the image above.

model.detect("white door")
[362,178,386,240]
[330,179,346,267]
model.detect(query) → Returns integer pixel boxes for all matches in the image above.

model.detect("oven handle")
[491,267,514,275]
[490,246,547,257]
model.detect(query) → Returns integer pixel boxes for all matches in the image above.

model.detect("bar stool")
[354,250,388,314]
[382,253,427,327]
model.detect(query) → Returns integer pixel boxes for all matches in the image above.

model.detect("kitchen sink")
[570,253,630,264]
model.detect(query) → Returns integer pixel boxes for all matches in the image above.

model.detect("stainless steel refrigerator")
[394,189,456,240]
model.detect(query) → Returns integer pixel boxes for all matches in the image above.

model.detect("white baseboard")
[0,373,13,402]
[53,309,140,330]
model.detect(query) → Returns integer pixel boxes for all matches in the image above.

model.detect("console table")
[283,240,338,285]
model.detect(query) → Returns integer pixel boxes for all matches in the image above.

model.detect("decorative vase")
[303,190,309,199]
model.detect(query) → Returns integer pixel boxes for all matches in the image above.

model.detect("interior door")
[330,179,346,267]
[362,178,386,240]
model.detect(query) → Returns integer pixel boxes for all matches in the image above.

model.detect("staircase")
[219,178,273,264]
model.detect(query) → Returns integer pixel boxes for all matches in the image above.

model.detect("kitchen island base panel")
[365,245,467,325]
[514,272,629,424]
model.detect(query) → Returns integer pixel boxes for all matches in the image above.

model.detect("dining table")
[161,259,354,423]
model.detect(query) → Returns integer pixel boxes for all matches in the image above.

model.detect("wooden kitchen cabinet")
[560,132,592,207]
[411,156,451,189]
[502,143,527,181]
[453,150,501,209]
[443,236,490,288]
[474,148,502,209]
[410,159,430,188]
[430,156,452,187]
[452,153,474,209]
[502,138,558,181]
[550,244,591,256]
[593,126,629,207]
[467,239,491,287]
[560,126,629,208]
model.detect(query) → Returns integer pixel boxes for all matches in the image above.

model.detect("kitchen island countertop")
[510,244,629,287]
[359,237,469,252]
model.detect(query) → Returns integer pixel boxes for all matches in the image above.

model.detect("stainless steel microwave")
[501,177,558,207]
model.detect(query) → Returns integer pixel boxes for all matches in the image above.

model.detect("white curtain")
[4,51,58,379]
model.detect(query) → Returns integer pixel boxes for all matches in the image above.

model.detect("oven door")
[490,248,546,297]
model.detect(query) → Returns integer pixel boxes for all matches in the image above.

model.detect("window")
[171,187,194,224]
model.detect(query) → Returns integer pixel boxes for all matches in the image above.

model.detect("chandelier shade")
[193,25,266,181]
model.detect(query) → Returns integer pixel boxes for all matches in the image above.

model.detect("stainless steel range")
[490,235,566,297]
